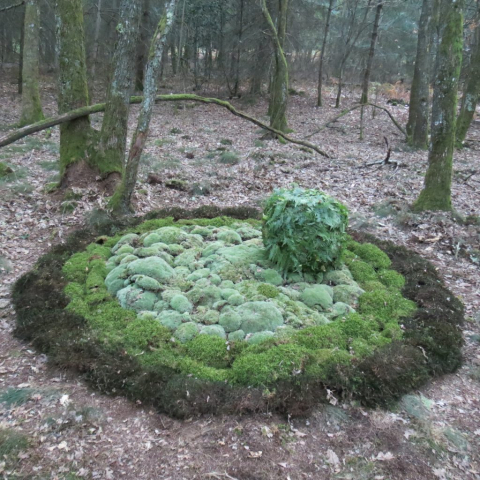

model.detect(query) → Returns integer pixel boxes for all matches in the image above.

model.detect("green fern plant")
[262,187,348,274]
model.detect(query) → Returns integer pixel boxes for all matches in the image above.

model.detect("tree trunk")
[250,33,269,95]
[413,0,464,212]
[360,0,383,105]
[19,0,44,127]
[135,0,150,91]
[406,0,433,149]
[456,3,480,145]
[234,0,244,96]
[18,2,25,94]
[170,41,177,75]
[89,0,103,84]
[262,0,289,133]
[91,0,141,184]
[111,0,178,215]
[56,0,93,182]
[317,0,335,107]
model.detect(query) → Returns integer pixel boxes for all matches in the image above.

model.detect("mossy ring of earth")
[12,206,464,418]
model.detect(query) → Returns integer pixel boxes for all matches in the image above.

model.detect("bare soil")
[0,73,479,479]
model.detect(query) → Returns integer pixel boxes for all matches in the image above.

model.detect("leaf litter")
[0,76,479,479]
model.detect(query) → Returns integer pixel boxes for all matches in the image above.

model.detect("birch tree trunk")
[111,0,178,215]
[360,0,383,105]
[317,0,335,107]
[19,0,44,127]
[406,0,433,149]
[413,0,464,212]
[262,0,289,133]
[56,0,93,182]
[91,0,141,184]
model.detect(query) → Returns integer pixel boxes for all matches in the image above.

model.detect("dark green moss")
[11,209,464,417]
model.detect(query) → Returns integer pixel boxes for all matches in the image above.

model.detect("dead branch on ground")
[0,94,331,157]
[305,102,407,139]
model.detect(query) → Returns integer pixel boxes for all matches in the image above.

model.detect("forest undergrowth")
[0,74,479,479]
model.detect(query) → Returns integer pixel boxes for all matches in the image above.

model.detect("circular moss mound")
[12,207,464,418]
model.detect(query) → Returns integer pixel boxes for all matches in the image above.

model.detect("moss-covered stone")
[246,331,275,344]
[323,269,355,286]
[219,309,242,332]
[200,324,227,339]
[112,233,139,252]
[105,264,129,295]
[174,322,200,343]
[228,330,246,341]
[186,268,210,281]
[332,284,365,306]
[170,294,193,313]
[257,283,279,298]
[186,285,222,308]
[117,285,158,312]
[158,310,184,330]
[228,293,245,306]
[127,257,175,282]
[133,275,162,292]
[237,301,284,334]
[255,268,283,286]
[300,285,333,310]
[217,230,242,244]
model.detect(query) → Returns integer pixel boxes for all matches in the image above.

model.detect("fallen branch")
[0,94,330,157]
[305,102,407,139]
[363,137,403,172]
[0,0,25,12]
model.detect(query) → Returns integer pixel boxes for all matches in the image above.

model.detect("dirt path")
[1,78,479,479]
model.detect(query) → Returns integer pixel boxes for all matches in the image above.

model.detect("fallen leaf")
[373,452,394,461]
[248,451,262,458]
[326,449,340,471]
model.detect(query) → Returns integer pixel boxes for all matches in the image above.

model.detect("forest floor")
[0,73,480,480]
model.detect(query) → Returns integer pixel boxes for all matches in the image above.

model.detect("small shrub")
[262,187,348,274]
[218,151,240,165]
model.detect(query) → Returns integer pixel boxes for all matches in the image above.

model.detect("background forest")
[0,0,480,479]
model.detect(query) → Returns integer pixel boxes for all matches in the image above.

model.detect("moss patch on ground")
[12,207,464,418]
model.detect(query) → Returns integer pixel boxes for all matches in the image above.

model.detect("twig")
[205,473,239,480]
[305,102,407,140]
[0,0,24,12]
[462,170,477,183]
[363,137,400,171]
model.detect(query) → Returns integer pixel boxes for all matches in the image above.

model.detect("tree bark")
[413,0,464,212]
[317,0,335,107]
[456,3,480,145]
[19,0,44,127]
[56,0,93,181]
[111,0,178,215]
[91,0,141,182]
[360,0,383,105]
[135,0,150,91]
[406,0,433,149]
[18,2,25,94]
[89,0,103,83]
[262,0,289,133]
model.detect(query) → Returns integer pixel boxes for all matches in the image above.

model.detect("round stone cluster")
[104,223,365,344]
